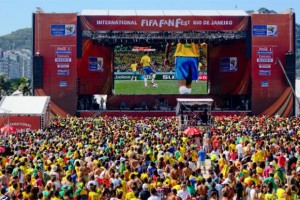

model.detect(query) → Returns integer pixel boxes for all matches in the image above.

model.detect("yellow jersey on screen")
[140,55,151,67]
[131,63,137,71]
[174,42,200,57]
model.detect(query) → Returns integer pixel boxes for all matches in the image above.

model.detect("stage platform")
[77,109,252,118]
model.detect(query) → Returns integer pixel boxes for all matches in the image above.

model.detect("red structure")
[32,10,296,117]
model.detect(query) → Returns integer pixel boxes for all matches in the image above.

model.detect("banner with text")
[80,16,249,31]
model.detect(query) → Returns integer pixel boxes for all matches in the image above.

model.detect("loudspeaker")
[33,55,43,89]
[285,53,295,90]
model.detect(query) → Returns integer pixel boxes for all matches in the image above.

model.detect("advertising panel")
[251,13,295,115]
[220,57,238,72]
[51,24,76,36]
[34,13,78,115]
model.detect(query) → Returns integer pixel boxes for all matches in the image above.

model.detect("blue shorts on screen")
[143,66,155,75]
[175,57,199,80]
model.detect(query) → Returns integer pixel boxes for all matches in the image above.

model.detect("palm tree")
[11,77,32,96]
[18,77,32,96]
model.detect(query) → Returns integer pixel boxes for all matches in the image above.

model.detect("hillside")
[0,28,32,50]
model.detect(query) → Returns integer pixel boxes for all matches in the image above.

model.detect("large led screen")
[113,42,208,95]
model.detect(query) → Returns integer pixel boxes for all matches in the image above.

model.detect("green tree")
[0,74,11,96]
[11,77,32,96]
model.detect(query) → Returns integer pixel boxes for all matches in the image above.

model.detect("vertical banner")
[251,13,295,115]
[34,13,78,115]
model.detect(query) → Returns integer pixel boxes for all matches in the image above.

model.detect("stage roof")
[80,10,249,16]
[0,96,50,116]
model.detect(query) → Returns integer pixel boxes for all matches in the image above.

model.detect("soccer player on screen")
[130,60,138,81]
[164,41,200,94]
[140,51,157,88]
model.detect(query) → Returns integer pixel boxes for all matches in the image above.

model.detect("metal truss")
[82,30,247,45]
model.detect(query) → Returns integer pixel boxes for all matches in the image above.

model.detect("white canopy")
[80,10,249,16]
[0,96,50,116]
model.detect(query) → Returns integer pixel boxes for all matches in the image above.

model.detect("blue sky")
[0,0,299,36]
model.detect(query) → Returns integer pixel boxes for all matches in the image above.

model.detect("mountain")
[0,28,32,51]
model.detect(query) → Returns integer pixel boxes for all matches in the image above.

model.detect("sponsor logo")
[261,81,269,87]
[57,64,70,69]
[57,69,69,76]
[89,57,104,72]
[259,64,271,69]
[115,75,132,80]
[51,24,76,36]
[259,70,271,76]
[55,58,72,62]
[257,58,273,63]
[59,81,67,87]
[162,75,175,80]
[253,25,278,37]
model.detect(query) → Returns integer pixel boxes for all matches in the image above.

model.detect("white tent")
[0,96,50,130]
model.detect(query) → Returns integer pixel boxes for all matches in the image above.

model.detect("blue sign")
[253,25,278,37]
[55,50,72,54]
[259,70,271,76]
[261,81,269,87]
[89,57,103,72]
[59,81,68,87]
[220,57,237,72]
[51,24,76,36]
[57,69,69,76]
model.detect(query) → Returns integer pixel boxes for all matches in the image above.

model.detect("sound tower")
[33,55,43,89]
[285,53,295,90]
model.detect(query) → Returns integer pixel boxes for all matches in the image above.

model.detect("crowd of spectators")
[0,115,300,200]
[114,47,173,73]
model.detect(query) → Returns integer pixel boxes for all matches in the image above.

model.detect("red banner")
[80,16,249,31]
[0,116,41,131]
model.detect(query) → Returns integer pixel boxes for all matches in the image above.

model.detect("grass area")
[114,80,208,94]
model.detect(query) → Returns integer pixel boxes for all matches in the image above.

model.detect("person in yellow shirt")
[88,184,100,200]
[130,60,138,81]
[164,40,200,94]
[276,184,285,200]
[140,52,157,88]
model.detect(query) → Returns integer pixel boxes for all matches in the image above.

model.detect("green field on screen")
[114,80,207,94]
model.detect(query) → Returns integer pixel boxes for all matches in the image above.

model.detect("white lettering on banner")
[141,18,190,28]
[257,58,273,63]
[162,75,174,80]
[96,20,137,25]
[193,20,233,26]
[211,20,233,25]
[8,122,31,128]
[55,58,72,62]
[57,64,70,68]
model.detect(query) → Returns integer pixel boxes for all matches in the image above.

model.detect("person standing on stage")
[164,41,199,94]
[140,51,157,88]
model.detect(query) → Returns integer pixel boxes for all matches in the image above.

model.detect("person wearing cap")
[139,183,151,200]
